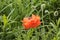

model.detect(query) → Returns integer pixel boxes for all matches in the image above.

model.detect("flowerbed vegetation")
[0,0,60,40]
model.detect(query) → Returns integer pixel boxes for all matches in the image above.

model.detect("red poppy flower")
[22,14,41,29]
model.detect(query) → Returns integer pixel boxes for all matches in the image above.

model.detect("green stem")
[41,8,46,40]
[25,29,34,40]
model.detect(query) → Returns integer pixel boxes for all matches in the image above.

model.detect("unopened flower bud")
[45,10,49,13]
[54,11,58,16]
[41,4,45,10]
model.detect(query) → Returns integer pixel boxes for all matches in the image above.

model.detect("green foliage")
[0,0,60,40]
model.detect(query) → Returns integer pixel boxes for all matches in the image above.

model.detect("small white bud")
[54,11,58,16]
[45,10,49,13]
[41,4,45,10]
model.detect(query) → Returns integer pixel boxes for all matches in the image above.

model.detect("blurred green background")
[0,0,60,40]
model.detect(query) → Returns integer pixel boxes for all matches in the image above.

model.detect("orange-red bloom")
[22,14,41,29]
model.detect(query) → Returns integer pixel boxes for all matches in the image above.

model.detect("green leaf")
[57,18,60,26]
